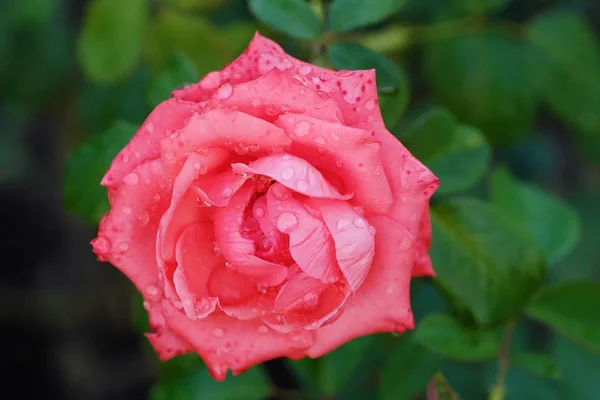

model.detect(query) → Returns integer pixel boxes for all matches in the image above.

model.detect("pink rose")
[92,33,439,380]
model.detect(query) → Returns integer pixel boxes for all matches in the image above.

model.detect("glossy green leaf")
[513,353,563,381]
[415,314,501,361]
[77,0,148,84]
[451,0,510,14]
[527,281,600,353]
[63,122,137,223]
[399,108,490,194]
[249,0,322,40]
[424,31,537,145]
[553,337,600,399]
[147,54,198,107]
[490,168,581,264]
[327,42,402,92]
[327,0,407,33]
[526,10,600,137]
[151,361,271,400]
[504,367,560,400]
[430,198,546,325]
[379,333,444,400]
[147,12,233,75]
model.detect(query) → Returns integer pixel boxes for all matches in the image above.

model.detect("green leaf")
[526,11,600,137]
[430,198,546,325]
[378,69,410,128]
[414,314,501,361]
[152,361,271,400]
[147,12,234,75]
[526,281,600,354]
[249,0,322,40]
[327,42,402,92]
[147,54,198,107]
[513,353,563,381]
[424,30,537,145]
[77,0,148,84]
[504,367,560,400]
[490,168,581,264]
[163,0,225,11]
[451,0,510,14]
[398,108,491,194]
[379,333,444,400]
[63,122,137,223]
[327,0,407,33]
[553,337,600,399]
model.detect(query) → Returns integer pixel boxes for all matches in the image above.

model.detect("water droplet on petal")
[124,173,139,185]
[337,219,349,231]
[386,286,394,294]
[276,212,299,233]
[151,161,162,174]
[211,242,221,255]
[251,97,262,107]
[353,217,366,228]
[119,242,129,251]
[257,325,269,334]
[399,238,412,249]
[281,168,294,180]
[331,132,341,141]
[212,328,224,338]
[299,65,312,75]
[254,207,265,218]
[147,122,155,133]
[365,99,376,110]
[296,180,308,192]
[221,187,233,198]
[353,206,364,216]
[294,121,311,137]
[92,236,111,254]
[216,83,233,100]
[123,206,132,215]
[368,226,376,235]
[315,136,326,145]
[192,161,201,171]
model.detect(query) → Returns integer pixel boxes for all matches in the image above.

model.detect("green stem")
[490,320,517,400]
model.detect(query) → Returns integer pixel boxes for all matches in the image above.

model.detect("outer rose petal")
[159,299,313,381]
[213,182,288,286]
[233,153,351,200]
[145,301,193,361]
[311,199,375,292]
[161,109,292,163]
[266,184,340,283]
[102,98,202,186]
[307,216,415,357]
[92,160,180,294]
[274,114,393,214]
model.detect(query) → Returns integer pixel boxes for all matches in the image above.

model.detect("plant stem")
[490,320,517,400]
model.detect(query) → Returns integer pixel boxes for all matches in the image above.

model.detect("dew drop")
[216,83,233,100]
[303,291,319,307]
[276,212,299,233]
[147,122,155,133]
[254,207,265,218]
[119,242,129,251]
[281,168,294,180]
[123,206,132,215]
[315,136,326,145]
[151,161,162,174]
[212,328,225,338]
[92,236,111,254]
[294,121,311,137]
[251,97,262,107]
[337,219,349,231]
[296,180,308,192]
[331,132,341,141]
[353,217,366,228]
[299,65,312,75]
[192,161,202,171]
[221,187,233,198]
[211,242,222,255]
[368,226,376,235]
[353,206,365,216]
[257,325,269,334]
[365,99,376,110]
[124,173,139,185]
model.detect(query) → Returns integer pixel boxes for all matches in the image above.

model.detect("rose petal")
[160,109,292,164]
[192,170,249,207]
[160,299,313,381]
[307,216,415,357]
[233,153,351,200]
[173,223,222,319]
[213,182,288,286]
[251,195,290,263]
[102,98,202,186]
[310,198,375,291]
[274,114,392,214]
[266,184,340,283]
[411,210,436,277]
[145,301,193,361]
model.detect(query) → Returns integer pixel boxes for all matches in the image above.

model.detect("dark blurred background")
[1,0,600,399]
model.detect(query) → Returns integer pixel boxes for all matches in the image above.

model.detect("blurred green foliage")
[0,0,594,398]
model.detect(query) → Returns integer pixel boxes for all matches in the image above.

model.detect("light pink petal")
[92,159,181,295]
[266,184,340,283]
[307,216,416,357]
[274,114,392,215]
[192,170,249,207]
[160,109,292,164]
[159,299,313,381]
[213,182,288,286]
[233,153,351,200]
[173,223,222,319]
[101,98,202,186]
[274,272,349,330]
[172,32,333,103]
[310,198,376,291]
